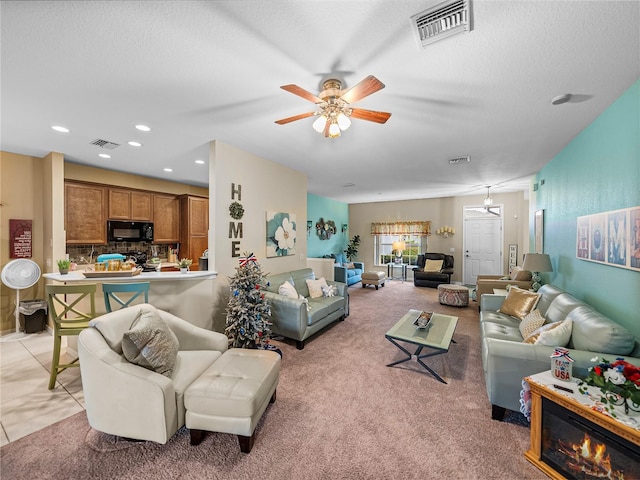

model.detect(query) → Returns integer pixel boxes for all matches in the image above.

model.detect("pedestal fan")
[1,259,42,338]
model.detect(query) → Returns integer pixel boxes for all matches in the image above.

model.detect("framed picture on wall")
[631,207,640,270]
[534,210,544,253]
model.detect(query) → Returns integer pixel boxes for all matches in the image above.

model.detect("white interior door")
[463,210,502,285]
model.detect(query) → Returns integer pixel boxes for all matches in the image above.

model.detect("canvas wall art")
[266,211,296,257]
[576,206,639,272]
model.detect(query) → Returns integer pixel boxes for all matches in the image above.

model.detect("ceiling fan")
[275,75,391,138]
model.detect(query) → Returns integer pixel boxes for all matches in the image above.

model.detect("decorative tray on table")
[82,268,142,278]
[414,311,433,329]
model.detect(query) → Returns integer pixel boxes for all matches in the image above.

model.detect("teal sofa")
[264,268,348,350]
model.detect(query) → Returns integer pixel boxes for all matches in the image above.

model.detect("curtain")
[370,221,431,235]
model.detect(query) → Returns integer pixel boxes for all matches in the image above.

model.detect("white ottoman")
[185,348,281,453]
[361,271,386,290]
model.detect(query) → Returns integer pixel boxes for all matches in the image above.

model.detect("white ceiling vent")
[411,0,472,48]
[448,156,470,164]
[90,138,120,149]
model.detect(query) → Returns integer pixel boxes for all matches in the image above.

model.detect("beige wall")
[0,152,47,333]
[349,191,530,283]
[209,140,308,278]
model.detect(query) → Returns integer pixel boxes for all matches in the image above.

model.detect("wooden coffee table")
[385,309,458,383]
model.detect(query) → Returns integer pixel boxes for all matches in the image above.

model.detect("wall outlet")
[450,247,455,253]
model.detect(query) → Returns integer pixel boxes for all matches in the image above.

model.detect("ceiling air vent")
[90,138,120,150]
[411,0,472,48]
[449,156,470,164]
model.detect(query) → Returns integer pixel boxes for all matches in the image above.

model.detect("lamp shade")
[522,253,553,272]
[392,241,405,251]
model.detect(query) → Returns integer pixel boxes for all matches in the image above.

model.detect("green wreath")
[229,201,244,220]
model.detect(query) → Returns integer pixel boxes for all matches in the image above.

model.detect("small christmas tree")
[225,253,272,348]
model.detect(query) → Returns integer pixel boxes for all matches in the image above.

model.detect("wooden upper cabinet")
[179,195,209,270]
[108,188,152,221]
[153,194,180,243]
[65,182,107,244]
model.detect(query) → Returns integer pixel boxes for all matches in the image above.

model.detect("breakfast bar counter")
[43,269,220,331]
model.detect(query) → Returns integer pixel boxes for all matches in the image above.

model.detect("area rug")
[0,280,545,479]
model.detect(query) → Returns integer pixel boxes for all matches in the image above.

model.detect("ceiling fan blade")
[340,75,385,104]
[350,108,391,124]
[280,84,324,104]
[274,112,315,125]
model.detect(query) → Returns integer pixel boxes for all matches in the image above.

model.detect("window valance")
[370,221,431,236]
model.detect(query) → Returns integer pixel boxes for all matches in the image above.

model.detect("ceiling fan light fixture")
[312,115,327,133]
[337,112,351,131]
[484,186,493,207]
[328,122,341,138]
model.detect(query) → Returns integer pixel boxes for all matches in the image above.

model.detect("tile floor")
[0,331,85,446]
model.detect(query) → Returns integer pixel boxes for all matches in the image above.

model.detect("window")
[374,235,425,266]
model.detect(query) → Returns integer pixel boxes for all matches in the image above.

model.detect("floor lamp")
[522,253,553,291]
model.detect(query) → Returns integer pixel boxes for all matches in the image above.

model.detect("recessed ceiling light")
[51,125,69,133]
[195,160,205,165]
[98,153,111,159]
[163,168,173,172]
[135,124,151,132]
[128,141,142,147]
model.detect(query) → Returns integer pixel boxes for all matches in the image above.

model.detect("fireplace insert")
[541,397,640,479]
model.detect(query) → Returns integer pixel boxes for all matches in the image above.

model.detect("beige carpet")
[0,280,546,479]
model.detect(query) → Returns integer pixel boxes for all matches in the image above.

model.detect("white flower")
[274,217,296,251]
[603,369,626,385]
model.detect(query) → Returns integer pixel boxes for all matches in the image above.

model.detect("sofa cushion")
[568,306,635,355]
[481,321,524,343]
[544,293,585,324]
[424,259,443,272]
[524,319,572,347]
[278,281,298,298]
[122,305,180,377]
[498,287,541,320]
[306,277,328,299]
[519,309,546,338]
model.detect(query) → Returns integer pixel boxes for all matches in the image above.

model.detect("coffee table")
[385,309,458,383]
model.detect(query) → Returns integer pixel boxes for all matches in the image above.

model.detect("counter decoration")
[177,258,193,273]
[57,259,71,275]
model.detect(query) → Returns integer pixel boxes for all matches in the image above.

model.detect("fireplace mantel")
[524,371,639,479]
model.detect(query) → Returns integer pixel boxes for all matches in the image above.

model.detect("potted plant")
[177,258,193,273]
[57,259,71,275]
[345,234,361,261]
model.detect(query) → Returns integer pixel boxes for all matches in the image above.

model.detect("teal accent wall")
[307,193,349,258]
[535,79,640,335]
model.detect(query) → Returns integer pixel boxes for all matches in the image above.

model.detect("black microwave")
[107,221,154,242]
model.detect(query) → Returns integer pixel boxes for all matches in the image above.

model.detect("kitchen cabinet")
[65,181,107,244]
[153,194,180,243]
[180,195,209,270]
[108,188,152,221]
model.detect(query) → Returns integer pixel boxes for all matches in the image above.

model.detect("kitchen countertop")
[43,270,217,282]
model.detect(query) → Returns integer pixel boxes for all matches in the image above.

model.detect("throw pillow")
[424,259,443,272]
[122,306,179,377]
[321,285,338,297]
[498,287,541,320]
[500,276,511,280]
[518,309,546,339]
[343,262,355,269]
[278,281,298,298]
[512,269,532,281]
[306,277,328,299]
[523,319,573,346]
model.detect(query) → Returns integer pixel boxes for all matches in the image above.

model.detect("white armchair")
[78,304,228,444]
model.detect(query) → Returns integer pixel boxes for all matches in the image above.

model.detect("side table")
[387,263,408,282]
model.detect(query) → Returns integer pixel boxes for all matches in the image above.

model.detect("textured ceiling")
[1,1,639,203]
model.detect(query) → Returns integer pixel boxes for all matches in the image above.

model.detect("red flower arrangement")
[578,357,640,417]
